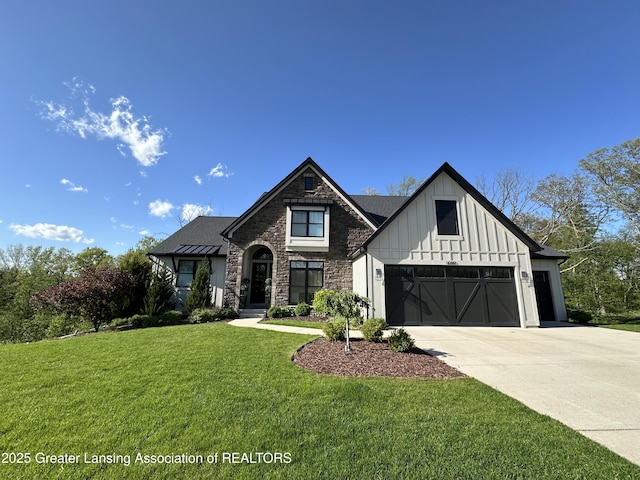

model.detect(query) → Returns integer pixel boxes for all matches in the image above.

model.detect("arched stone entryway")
[243,246,273,307]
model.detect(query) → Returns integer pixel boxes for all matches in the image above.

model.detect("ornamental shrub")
[294,302,311,317]
[130,314,152,328]
[387,328,415,352]
[361,317,387,342]
[21,313,50,343]
[189,308,218,323]
[159,310,184,325]
[323,316,346,341]
[44,313,76,338]
[218,307,238,319]
[566,306,592,324]
[267,305,283,318]
[267,305,293,318]
[312,289,338,317]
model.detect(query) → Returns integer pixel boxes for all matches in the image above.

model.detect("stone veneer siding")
[223,167,375,309]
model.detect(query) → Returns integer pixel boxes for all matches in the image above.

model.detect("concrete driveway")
[403,323,640,466]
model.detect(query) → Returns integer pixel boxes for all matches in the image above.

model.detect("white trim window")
[292,210,324,237]
[433,198,463,239]
[286,206,330,252]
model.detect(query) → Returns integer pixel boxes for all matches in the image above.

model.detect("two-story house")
[148,157,567,327]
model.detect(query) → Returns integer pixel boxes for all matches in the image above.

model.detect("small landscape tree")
[185,261,212,313]
[31,267,135,331]
[326,291,370,353]
[143,266,175,316]
[118,248,154,316]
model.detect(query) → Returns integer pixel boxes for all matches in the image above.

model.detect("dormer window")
[284,200,331,252]
[304,175,314,191]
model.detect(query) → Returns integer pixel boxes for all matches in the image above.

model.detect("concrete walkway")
[230,316,640,466]
[229,316,327,336]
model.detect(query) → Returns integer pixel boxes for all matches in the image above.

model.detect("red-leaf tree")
[31,267,135,331]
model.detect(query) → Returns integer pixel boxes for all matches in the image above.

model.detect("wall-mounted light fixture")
[375,268,383,281]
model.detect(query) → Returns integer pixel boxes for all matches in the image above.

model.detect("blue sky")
[2,1,639,255]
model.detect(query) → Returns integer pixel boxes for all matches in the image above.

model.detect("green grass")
[260,319,326,329]
[577,311,640,332]
[0,324,638,479]
[600,323,640,332]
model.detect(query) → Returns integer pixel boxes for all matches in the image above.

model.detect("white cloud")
[207,163,233,178]
[10,223,94,244]
[149,199,174,218]
[35,78,168,167]
[60,178,88,192]
[181,203,212,223]
[138,229,151,236]
[194,175,202,185]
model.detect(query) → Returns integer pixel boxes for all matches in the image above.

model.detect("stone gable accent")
[223,167,374,308]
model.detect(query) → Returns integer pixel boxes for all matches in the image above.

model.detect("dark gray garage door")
[385,266,520,326]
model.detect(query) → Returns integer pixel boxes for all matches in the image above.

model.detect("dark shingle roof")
[147,216,237,257]
[350,195,408,227]
[530,243,569,260]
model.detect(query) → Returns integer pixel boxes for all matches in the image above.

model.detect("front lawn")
[0,323,637,479]
[260,318,326,329]
[601,324,640,332]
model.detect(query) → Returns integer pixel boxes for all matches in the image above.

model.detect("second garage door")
[385,265,520,326]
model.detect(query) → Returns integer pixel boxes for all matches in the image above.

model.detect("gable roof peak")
[361,161,541,253]
[221,157,377,237]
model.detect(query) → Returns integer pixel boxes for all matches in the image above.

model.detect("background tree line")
[0,237,170,343]
[477,138,640,320]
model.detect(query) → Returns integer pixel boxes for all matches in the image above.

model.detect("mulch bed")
[293,337,466,379]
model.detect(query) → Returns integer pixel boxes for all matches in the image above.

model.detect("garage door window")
[386,266,415,278]
[449,267,479,278]
[387,265,511,280]
[415,266,446,277]
[481,267,512,278]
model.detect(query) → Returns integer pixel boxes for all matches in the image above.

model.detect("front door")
[250,262,269,305]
